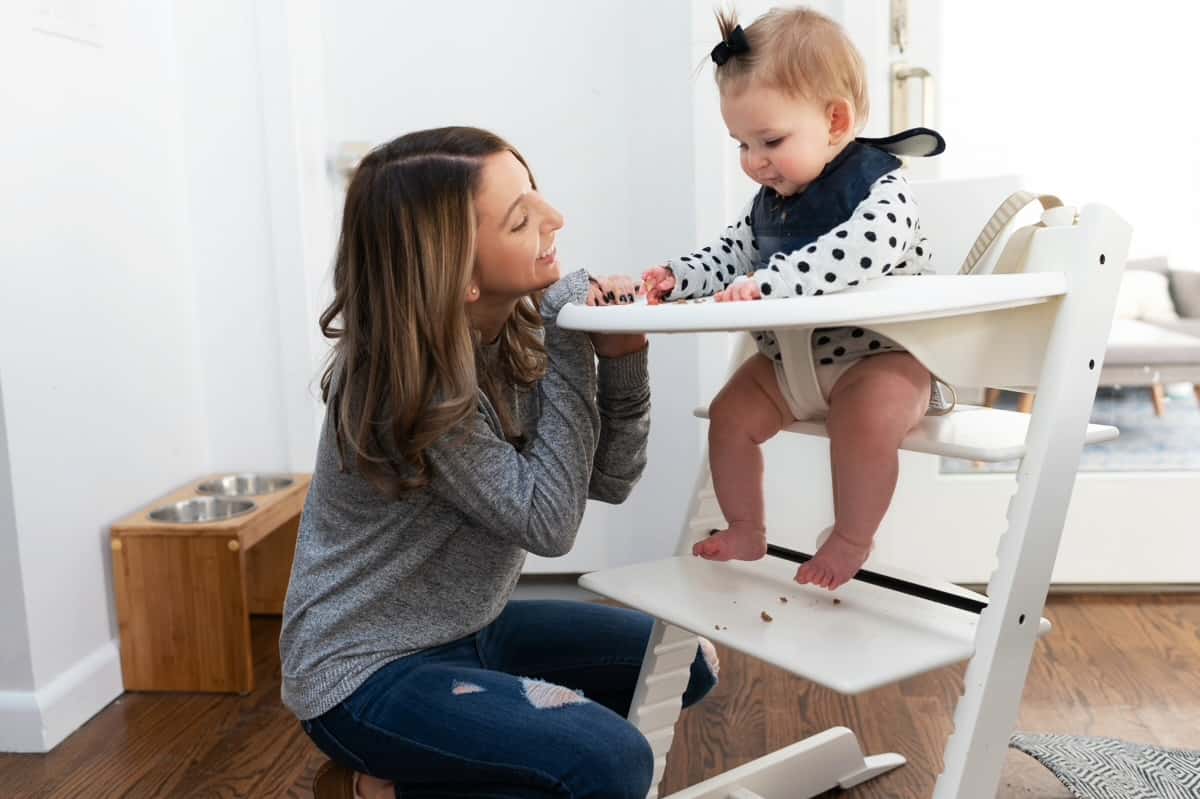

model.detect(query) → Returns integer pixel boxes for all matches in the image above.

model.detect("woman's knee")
[682,636,720,707]
[575,716,654,799]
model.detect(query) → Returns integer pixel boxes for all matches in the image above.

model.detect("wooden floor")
[3,593,1199,798]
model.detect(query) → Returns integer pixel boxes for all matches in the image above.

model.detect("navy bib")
[751,127,944,269]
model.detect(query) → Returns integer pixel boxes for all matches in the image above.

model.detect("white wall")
[938,2,1200,263]
[0,379,35,697]
[253,0,337,472]
[172,1,292,472]
[0,0,300,751]
[0,0,204,749]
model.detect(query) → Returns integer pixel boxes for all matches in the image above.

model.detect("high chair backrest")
[959,192,1065,277]
[859,198,1123,392]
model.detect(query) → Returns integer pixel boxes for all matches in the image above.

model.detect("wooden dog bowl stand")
[110,474,310,694]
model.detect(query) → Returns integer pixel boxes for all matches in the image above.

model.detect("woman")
[280,127,718,799]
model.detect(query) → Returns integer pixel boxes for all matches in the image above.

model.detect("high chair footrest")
[580,555,1048,695]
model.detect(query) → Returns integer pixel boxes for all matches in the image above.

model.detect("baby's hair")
[714,6,869,130]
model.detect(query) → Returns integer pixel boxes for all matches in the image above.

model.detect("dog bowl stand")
[109,473,310,693]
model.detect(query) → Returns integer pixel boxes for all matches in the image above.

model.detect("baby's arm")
[650,198,759,302]
[752,171,930,300]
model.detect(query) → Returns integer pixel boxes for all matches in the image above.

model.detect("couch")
[985,257,1200,416]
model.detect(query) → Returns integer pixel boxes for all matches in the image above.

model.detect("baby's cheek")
[779,152,817,180]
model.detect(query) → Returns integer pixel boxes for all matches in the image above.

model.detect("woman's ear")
[826,98,855,146]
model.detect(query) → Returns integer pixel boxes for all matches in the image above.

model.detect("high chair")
[556,197,1130,798]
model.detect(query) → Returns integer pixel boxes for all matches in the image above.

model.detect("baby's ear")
[826,98,855,145]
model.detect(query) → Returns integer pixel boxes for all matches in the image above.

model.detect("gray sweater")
[279,270,651,720]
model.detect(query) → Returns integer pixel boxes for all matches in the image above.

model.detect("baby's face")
[721,85,844,198]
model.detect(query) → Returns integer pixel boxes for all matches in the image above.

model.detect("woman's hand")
[641,266,676,305]
[587,275,642,306]
[584,275,647,357]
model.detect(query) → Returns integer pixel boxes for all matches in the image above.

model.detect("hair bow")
[710,25,750,66]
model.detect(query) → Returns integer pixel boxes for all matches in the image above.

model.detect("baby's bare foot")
[693,523,767,562]
[794,529,872,590]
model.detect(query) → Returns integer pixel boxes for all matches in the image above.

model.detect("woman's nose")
[537,196,564,232]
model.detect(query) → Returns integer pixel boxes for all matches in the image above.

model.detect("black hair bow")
[710,25,750,66]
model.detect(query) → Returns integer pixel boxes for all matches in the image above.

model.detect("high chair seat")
[694,403,1118,463]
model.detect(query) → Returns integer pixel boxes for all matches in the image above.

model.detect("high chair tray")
[557,273,1067,334]
[580,555,1050,695]
[694,404,1119,463]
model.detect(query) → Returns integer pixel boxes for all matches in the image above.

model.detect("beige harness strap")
[959,192,1063,276]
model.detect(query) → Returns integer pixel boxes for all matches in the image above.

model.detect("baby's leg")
[695,354,793,561]
[796,353,931,590]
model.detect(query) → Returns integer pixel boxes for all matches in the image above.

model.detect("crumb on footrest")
[761,611,773,622]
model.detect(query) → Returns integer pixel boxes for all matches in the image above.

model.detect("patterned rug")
[942,387,1200,473]
[1010,733,1200,798]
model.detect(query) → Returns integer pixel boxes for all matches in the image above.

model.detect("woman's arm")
[425,270,602,558]
[588,346,650,503]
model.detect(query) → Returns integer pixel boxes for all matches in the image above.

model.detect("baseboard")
[0,639,123,753]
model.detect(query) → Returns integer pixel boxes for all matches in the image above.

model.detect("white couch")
[1100,257,1200,415]
[984,256,1200,415]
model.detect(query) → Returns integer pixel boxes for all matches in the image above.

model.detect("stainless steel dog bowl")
[195,473,295,497]
[148,497,256,524]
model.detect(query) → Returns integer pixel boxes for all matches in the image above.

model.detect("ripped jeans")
[301,600,719,799]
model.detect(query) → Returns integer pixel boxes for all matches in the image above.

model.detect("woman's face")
[472,151,564,301]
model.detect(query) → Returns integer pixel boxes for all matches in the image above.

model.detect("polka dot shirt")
[664,169,934,364]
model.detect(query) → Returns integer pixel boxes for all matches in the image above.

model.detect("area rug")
[1010,732,1200,798]
[942,387,1200,474]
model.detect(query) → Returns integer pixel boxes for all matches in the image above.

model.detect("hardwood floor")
[2,594,1198,798]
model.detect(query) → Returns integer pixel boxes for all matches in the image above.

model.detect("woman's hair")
[319,126,547,498]
[714,6,869,131]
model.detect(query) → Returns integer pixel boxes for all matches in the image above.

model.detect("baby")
[640,7,947,590]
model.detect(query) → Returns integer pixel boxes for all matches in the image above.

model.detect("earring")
[469,286,479,297]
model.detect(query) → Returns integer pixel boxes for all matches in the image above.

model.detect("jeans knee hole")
[520,677,588,709]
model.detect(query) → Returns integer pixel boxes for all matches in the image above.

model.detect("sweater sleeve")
[753,170,925,300]
[425,269,601,558]
[588,347,650,503]
[663,198,759,300]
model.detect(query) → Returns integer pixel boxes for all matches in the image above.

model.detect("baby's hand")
[587,274,642,306]
[714,279,761,302]
[641,265,676,305]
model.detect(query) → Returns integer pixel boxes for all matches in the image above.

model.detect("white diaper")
[772,358,858,421]
[772,357,956,422]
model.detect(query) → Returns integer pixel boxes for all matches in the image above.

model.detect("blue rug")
[941,387,1200,474]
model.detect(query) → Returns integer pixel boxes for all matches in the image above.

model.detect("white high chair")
[557,198,1131,799]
